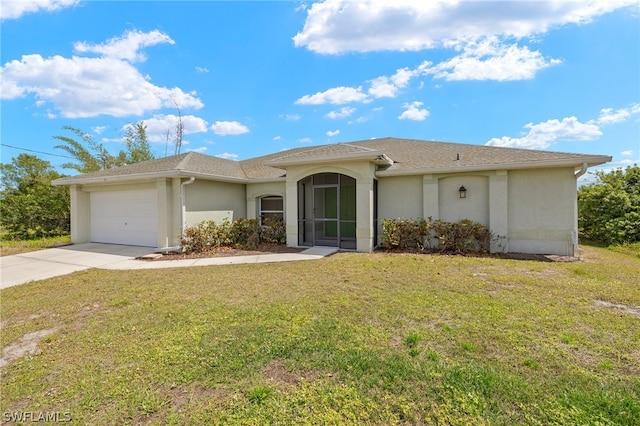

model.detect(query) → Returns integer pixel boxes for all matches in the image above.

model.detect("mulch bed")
[145,243,305,261]
[144,244,579,263]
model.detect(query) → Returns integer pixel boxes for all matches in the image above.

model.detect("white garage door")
[90,189,158,247]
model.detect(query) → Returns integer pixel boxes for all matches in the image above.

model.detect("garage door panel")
[90,190,158,247]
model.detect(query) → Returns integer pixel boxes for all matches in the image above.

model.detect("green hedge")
[180,217,286,253]
[381,217,499,254]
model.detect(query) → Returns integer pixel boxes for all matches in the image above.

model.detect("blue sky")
[1,0,639,181]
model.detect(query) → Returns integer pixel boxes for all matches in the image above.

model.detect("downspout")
[573,163,588,258]
[574,162,588,179]
[180,177,196,247]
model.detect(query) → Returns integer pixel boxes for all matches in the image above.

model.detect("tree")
[117,122,154,164]
[54,124,154,173]
[0,154,70,240]
[578,165,640,245]
[53,126,114,173]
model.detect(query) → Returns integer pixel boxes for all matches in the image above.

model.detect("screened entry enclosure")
[298,173,357,250]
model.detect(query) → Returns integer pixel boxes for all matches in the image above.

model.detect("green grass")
[0,234,71,256]
[607,241,640,258]
[1,245,638,425]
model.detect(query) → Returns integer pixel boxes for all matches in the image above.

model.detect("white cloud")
[398,101,429,121]
[187,147,208,154]
[216,152,239,160]
[73,30,174,62]
[621,150,634,156]
[1,0,79,21]
[295,86,368,105]
[273,135,282,141]
[423,38,561,81]
[298,137,312,144]
[368,66,416,98]
[0,30,203,118]
[92,126,107,135]
[326,129,340,137]
[137,114,209,142]
[294,0,637,54]
[486,116,602,149]
[325,107,356,119]
[195,67,209,73]
[596,103,640,125]
[280,113,301,121]
[348,116,369,124]
[368,76,399,98]
[211,121,249,136]
[298,65,425,107]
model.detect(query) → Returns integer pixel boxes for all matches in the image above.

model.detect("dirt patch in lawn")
[261,360,320,387]
[1,327,59,368]
[594,300,640,316]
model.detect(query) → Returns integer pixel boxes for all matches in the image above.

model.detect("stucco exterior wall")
[69,185,90,244]
[507,168,577,255]
[184,180,246,227]
[377,175,423,219]
[375,169,578,255]
[246,182,286,220]
[438,175,490,226]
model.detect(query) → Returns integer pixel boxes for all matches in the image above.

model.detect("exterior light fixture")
[459,185,467,198]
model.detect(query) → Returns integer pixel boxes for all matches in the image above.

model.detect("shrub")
[578,166,640,245]
[381,217,498,254]
[181,217,285,253]
[230,218,260,250]
[259,217,286,244]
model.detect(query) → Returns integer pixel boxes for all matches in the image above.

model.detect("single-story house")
[53,137,611,256]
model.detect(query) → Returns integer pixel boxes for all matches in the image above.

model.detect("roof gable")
[266,143,386,167]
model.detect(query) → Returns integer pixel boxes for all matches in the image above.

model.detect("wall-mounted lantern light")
[458,185,467,199]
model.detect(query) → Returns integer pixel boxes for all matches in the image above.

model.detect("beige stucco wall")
[184,180,246,227]
[375,168,575,255]
[507,168,577,255]
[246,182,286,220]
[377,175,423,219]
[438,175,489,226]
[69,185,90,244]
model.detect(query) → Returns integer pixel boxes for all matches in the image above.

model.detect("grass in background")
[1,245,638,424]
[607,241,640,258]
[0,234,71,256]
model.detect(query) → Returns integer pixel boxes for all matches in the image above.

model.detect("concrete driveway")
[0,243,154,289]
[0,244,338,289]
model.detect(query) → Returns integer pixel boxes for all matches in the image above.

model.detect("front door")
[313,185,339,246]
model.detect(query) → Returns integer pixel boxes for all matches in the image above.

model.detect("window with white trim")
[259,196,284,224]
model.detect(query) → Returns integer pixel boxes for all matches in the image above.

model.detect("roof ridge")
[174,151,195,170]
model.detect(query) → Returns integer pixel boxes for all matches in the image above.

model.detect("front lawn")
[1,246,638,424]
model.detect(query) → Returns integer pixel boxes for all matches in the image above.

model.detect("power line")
[1,143,74,160]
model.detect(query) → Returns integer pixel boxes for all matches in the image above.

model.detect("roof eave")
[52,170,249,186]
[247,176,287,184]
[375,156,612,177]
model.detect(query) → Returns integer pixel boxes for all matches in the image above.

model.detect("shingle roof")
[53,137,611,185]
[344,138,610,174]
[53,152,247,184]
